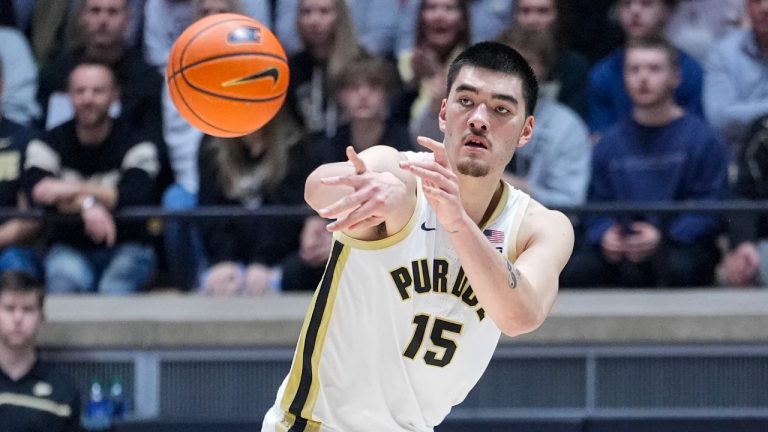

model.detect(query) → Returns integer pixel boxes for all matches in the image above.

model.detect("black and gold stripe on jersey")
[280,240,348,431]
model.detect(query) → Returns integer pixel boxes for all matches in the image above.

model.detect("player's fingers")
[326,197,383,232]
[346,146,367,174]
[401,162,458,193]
[317,186,376,219]
[416,136,448,166]
[347,216,386,231]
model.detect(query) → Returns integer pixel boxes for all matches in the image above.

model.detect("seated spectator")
[275,0,397,57]
[703,0,768,156]
[286,0,364,140]
[326,52,413,162]
[143,0,271,70]
[24,62,160,295]
[0,271,81,432]
[562,36,728,288]
[512,0,590,121]
[0,26,41,125]
[397,0,470,139]
[588,0,703,137]
[666,0,744,64]
[0,59,43,279]
[395,0,515,56]
[198,109,324,296]
[37,0,163,148]
[497,25,591,208]
[719,116,768,286]
[160,0,247,291]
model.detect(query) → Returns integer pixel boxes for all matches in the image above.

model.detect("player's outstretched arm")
[305,145,417,241]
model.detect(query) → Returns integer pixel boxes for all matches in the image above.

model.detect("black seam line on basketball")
[288,240,344,417]
[171,68,244,135]
[168,52,287,81]
[175,16,247,73]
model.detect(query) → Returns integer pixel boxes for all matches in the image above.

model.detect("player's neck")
[0,344,36,381]
[459,176,504,226]
[77,119,113,147]
[632,100,683,127]
[349,118,384,152]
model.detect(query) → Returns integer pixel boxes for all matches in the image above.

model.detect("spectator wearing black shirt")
[25,62,160,295]
[0,270,81,432]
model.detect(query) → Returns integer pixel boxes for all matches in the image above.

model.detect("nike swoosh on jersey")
[221,67,279,87]
[420,222,436,231]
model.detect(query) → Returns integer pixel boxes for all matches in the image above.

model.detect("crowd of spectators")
[0,0,767,293]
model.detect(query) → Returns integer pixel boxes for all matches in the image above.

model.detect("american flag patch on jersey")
[483,229,505,244]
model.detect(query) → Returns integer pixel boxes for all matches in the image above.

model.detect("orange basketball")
[166,13,289,137]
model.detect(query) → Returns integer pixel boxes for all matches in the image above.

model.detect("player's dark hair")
[446,41,539,117]
[0,271,45,309]
[625,34,680,69]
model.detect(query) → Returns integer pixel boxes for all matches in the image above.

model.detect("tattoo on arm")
[506,259,520,289]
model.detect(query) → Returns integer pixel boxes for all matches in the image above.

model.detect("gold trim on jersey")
[480,181,511,230]
[280,241,350,428]
[0,392,72,417]
[333,183,423,251]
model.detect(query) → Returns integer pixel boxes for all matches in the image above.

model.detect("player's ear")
[517,115,534,148]
[438,99,447,133]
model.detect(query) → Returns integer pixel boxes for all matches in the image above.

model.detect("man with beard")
[36,0,162,147]
[262,42,573,432]
[24,62,159,295]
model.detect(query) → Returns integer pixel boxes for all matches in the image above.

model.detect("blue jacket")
[585,113,728,246]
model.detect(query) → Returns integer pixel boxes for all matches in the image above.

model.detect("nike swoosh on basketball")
[420,222,436,231]
[221,67,279,87]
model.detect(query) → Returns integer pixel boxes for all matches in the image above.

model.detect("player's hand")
[318,146,408,232]
[623,221,661,263]
[300,216,332,267]
[399,136,465,232]
[601,225,625,263]
[82,204,116,247]
[720,242,760,286]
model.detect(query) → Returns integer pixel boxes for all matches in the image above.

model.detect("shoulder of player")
[518,198,574,250]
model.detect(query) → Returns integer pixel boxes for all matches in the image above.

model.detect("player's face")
[197,0,235,16]
[748,0,768,37]
[69,65,119,128]
[338,80,387,121]
[0,291,42,351]
[438,66,534,178]
[624,47,679,108]
[516,0,558,33]
[80,0,130,47]
[298,0,337,48]
[617,0,669,40]
[421,0,465,49]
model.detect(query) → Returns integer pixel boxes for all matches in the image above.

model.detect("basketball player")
[262,41,574,431]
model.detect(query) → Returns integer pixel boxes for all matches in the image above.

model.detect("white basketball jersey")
[264,177,531,432]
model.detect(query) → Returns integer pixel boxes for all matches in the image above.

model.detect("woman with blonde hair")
[286,0,363,140]
[198,109,325,296]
